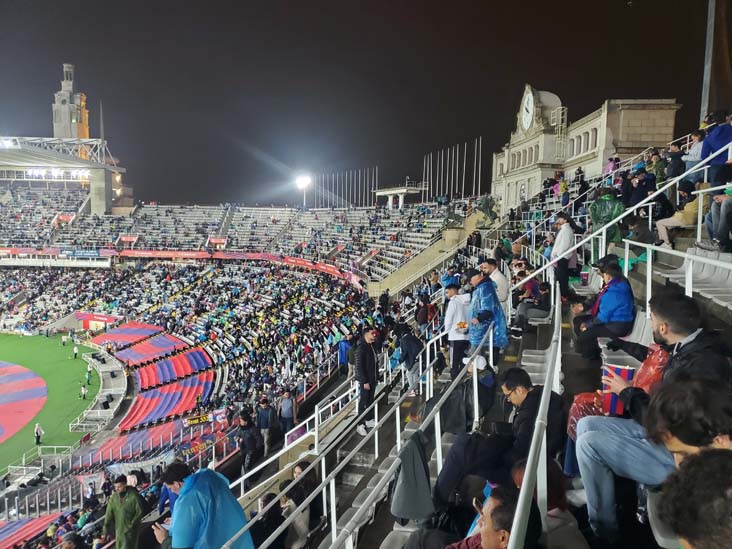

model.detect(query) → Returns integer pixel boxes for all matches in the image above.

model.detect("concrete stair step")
[380,530,412,549]
[337,449,375,467]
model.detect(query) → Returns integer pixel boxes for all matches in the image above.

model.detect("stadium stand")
[0,186,86,247]
[115,333,188,367]
[0,513,64,548]
[227,206,297,251]
[53,213,136,248]
[134,347,212,390]
[118,369,215,431]
[133,203,227,249]
[89,321,163,348]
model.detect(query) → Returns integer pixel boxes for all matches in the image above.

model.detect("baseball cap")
[591,254,620,270]
[463,355,487,371]
[465,268,482,279]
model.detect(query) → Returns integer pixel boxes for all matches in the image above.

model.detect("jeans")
[404,363,419,390]
[280,416,294,434]
[514,301,550,329]
[576,416,676,541]
[704,197,732,246]
[260,428,271,456]
[358,384,375,426]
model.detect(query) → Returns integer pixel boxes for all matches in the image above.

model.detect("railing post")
[314,404,320,455]
[374,403,379,460]
[685,259,694,297]
[472,355,479,432]
[623,240,630,278]
[321,459,328,519]
[329,478,338,544]
[646,249,653,319]
[395,392,402,452]
[647,203,653,230]
[435,410,443,474]
[537,429,549,530]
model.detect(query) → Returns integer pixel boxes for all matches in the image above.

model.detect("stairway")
[218,204,236,237]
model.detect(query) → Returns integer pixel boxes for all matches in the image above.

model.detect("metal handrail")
[510,147,653,245]
[509,141,732,292]
[508,283,562,548]
[330,326,496,548]
[222,327,455,548]
[623,238,732,300]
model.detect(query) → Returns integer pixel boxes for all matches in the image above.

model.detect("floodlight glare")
[295,175,312,189]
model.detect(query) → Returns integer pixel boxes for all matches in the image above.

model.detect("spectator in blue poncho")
[152,462,254,549]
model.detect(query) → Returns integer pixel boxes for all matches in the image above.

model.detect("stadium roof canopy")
[0,137,125,172]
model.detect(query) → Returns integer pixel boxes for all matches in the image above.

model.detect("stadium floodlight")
[295,175,312,207]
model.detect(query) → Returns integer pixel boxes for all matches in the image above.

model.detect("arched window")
[569,139,575,157]
[582,132,589,153]
[510,154,515,170]
[522,149,527,166]
[534,144,539,162]
[528,146,534,164]
[591,128,598,149]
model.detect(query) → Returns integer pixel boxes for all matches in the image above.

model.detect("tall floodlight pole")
[462,141,467,200]
[478,136,483,196]
[472,138,478,197]
[295,175,311,208]
[700,0,716,122]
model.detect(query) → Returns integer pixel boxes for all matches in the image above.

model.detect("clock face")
[521,93,534,130]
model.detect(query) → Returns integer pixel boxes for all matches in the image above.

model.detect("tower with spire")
[52,63,90,139]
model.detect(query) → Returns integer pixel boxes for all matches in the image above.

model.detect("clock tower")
[52,63,90,139]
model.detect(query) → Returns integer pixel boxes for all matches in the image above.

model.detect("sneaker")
[660,242,672,250]
[356,425,368,436]
[405,390,417,397]
[365,419,376,428]
[696,239,720,251]
[510,329,523,340]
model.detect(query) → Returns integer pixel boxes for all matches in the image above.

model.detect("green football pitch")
[0,334,98,471]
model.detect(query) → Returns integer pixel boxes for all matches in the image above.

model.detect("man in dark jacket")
[355,328,379,436]
[576,291,732,544]
[433,368,562,506]
[399,326,425,397]
[664,143,685,179]
[238,413,263,479]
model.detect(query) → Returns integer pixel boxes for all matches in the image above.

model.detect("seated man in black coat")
[434,368,563,507]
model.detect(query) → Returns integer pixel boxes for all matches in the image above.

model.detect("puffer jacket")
[468,278,508,349]
[701,124,732,166]
[590,277,635,325]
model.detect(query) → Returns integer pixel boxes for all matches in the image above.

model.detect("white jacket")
[490,269,509,304]
[444,293,471,341]
[551,223,575,261]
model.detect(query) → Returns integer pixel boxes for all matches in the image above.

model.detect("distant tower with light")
[52,63,90,139]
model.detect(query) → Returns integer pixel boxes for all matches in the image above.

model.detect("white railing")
[510,141,732,292]
[327,326,497,548]
[510,148,653,246]
[623,239,732,301]
[508,283,562,548]
[221,325,472,548]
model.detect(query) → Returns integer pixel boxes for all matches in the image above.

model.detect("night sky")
[0,0,709,205]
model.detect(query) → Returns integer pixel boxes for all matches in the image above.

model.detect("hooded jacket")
[468,278,508,349]
[170,468,255,549]
[444,293,471,341]
[701,124,732,166]
[619,329,732,423]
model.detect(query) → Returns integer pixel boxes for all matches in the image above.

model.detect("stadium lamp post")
[295,175,312,208]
